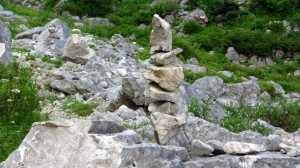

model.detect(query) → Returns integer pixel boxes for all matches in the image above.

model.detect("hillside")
[0,0,300,167]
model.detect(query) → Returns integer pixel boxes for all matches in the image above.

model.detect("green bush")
[221,99,300,134]
[62,98,99,117]
[56,0,118,17]
[249,0,299,15]
[183,21,204,34]
[188,98,212,122]
[0,62,46,161]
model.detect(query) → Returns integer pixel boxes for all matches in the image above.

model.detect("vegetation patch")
[0,62,47,161]
[62,98,99,117]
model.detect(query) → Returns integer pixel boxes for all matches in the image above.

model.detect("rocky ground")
[1,2,300,168]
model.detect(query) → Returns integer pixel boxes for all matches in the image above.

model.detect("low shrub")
[0,61,47,161]
[62,98,99,117]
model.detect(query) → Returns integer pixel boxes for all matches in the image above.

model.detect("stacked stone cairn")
[143,14,189,149]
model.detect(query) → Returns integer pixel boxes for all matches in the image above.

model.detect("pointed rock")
[150,14,172,54]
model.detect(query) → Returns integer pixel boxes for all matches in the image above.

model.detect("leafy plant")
[41,55,63,68]
[0,61,47,161]
[62,98,99,117]
[188,98,212,122]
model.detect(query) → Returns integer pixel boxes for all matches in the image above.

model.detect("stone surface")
[288,147,300,157]
[86,17,114,26]
[183,64,207,73]
[144,83,181,103]
[150,14,172,54]
[188,76,224,100]
[224,141,266,154]
[120,77,147,106]
[114,105,145,120]
[62,34,95,64]
[149,48,182,65]
[183,152,300,168]
[151,112,189,149]
[221,81,260,106]
[181,8,208,24]
[143,65,184,91]
[0,43,12,65]
[88,120,125,134]
[225,47,239,62]
[0,19,12,47]
[15,27,44,39]
[184,115,267,145]
[34,19,71,58]
[189,140,214,156]
[1,120,189,168]
[264,134,282,151]
[206,140,225,154]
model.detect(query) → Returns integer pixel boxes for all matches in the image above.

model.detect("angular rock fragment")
[150,14,172,54]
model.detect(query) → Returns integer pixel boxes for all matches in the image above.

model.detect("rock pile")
[143,14,189,149]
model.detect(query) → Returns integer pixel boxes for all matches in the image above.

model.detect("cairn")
[143,14,189,149]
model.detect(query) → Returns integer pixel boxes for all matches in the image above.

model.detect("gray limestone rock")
[225,47,239,62]
[149,48,182,65]
[183,64,207,73]
[188,76,224,101]
[151,112,189,149]
[88,120,125,134]
[189,140,214,156]
[150,14,172,54]
[221,80,260,107]
[15,27,44,39]
[34,19,71,58]
[62,34,96,64]
[224,141,266,154]
[0,43,12,65]
[0,19,12,47]
[143,64,184,91]
[1,120,189,168]
[144,83,181,103]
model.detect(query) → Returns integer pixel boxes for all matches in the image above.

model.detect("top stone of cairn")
[150,14,172,54]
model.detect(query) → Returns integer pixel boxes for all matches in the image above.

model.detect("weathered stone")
[143,65,183,91]
[183,64,207,73]
[181,8,208,24]
[149,48,182,65]
[184,115,267,145]
[218,71,233,78]
[151,112,189,149]
[148,101,174,114]
[15,27,44,39]
[144,83,181,103]
[120,77,146,106]
[90,111,124,124]
[288,147,300,157]
[189,140,214,156]
[0,19,12,47]
[150,14,172,54]
[222,80,260,106]
[62,34,95,64]
[1,120,189,167]
[183,152,300,168]
[264,134,282,151]
[224,141,266,154]
[188,76,224,100]
[34,19,71,58]
[86,17,114,26]
[206,140,225,154]
[0,43,12,65]
[115,105,145,120]
[225,47,239,62]
[88,120,125,134]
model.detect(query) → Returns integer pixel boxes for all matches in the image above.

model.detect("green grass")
[0,61,47,161]
[221,99,300,134]
[62,98,99,117]
[41,55,63,68]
